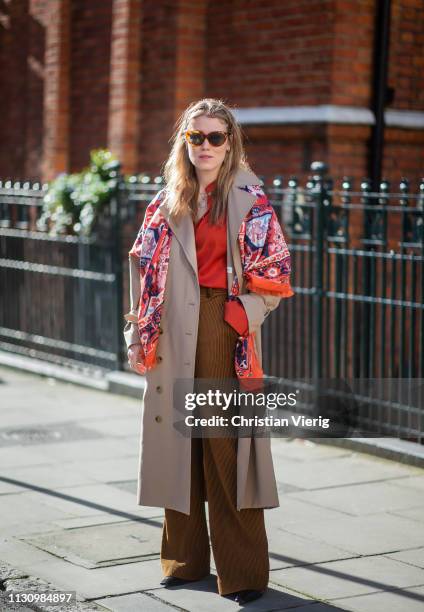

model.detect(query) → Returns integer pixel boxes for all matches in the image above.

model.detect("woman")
[124,98,294,605]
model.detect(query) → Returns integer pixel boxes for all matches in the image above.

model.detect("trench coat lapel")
[158,167,261,283]
[158,200,198,277]
[226,168,260,292]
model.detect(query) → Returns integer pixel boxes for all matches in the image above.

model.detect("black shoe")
[234,589,265,604]
[160,576,197,587]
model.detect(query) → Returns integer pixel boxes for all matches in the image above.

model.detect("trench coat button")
[155,415,162,423]
[156,385,162,393]
[158,327,163,335]
[157,355,162,363]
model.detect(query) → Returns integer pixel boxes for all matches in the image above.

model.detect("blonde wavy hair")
[160,98,252,226]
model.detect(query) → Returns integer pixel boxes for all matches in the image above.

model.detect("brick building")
[0,0,423,188]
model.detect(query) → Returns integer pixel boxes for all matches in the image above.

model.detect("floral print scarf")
[128,184,294,380]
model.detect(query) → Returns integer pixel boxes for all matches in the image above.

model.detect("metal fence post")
[110,165,125,371]
[310,161,329,400]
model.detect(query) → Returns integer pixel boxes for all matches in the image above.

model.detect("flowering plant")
[37,149,120,236]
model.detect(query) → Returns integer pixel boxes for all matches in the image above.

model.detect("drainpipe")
[369,0,392,191]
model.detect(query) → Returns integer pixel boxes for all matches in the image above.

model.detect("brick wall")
[383,0,424,188]
[389,0,424,111]
[206,0,334,106]
[331,0,376,107]
[136,0,179,175]
[69,0,113,172]
[205,0,376,184]
[0,0,35,180]
[384,130,424,187]
[0,0,422,188]
[26,0,49,178]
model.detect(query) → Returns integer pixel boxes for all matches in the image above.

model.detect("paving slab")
[277,512,424,556]
[266,497,357,529]
[390,475,424,491]
[6,557,163,600]
[270,555,424,600]
[1,535,65,569]
[1,463,98,492]
[384,548,424,569]
[22,483,148,519]
[64,457,138,482]
[51,509,164,529]
[144,576,318,612]
[26,437,139,463]
[0,445,53,468]
[95,592,182,611]
[272,605,347,612]
[0,494,77,536]
[272,452,424,491]
[0,367,138,418]
[0,421,106,450]
[21,521,162,569]
[287,481,424,516]
[79,417,141,438]
[331,584,424,612]
[267,527,356,570]
[389,505,424,523]
[271,438,353,462]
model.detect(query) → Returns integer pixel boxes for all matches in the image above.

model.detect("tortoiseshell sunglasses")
[184,130,231,147]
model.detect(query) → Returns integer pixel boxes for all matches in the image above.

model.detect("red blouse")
[194,179,248,336]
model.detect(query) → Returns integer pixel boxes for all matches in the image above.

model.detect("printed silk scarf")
[128,184,294,381]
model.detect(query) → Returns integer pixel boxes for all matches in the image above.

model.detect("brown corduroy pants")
[160,286,269,596]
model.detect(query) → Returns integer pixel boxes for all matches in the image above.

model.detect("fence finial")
[310,161,328,180]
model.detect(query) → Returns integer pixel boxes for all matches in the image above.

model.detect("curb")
[313,436,424,468]
[0,351,145,398]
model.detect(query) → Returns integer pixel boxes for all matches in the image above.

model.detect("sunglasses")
[184,130,231,147]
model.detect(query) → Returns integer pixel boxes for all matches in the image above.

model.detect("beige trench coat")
[123,167,282,515]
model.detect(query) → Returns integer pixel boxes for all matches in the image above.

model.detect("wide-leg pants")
[160,286,269,596]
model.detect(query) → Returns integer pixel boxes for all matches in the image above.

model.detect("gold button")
[156,385,162,393]
[155,415,162,423]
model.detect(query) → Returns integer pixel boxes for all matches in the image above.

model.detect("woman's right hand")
[127,343,145,375]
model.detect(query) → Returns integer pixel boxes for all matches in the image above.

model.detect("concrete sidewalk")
[0,365,423,612]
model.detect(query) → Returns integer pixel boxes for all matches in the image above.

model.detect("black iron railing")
[0,179,123,373]
[0,163,423,441]
[262,162,424,442]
